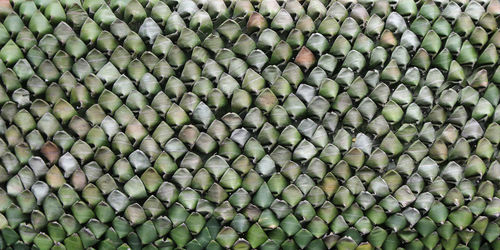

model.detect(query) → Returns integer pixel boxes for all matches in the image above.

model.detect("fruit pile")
[1,0,500,249]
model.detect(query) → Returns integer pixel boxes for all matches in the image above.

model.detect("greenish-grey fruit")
[0,0,498,249]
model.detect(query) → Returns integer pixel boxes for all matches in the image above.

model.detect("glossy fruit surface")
[1,0,500,249]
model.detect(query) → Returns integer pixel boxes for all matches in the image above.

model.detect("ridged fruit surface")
[1,0,500,249]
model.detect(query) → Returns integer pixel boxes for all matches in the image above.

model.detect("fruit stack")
[1,0,500,249]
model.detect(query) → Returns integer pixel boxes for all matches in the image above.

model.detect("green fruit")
[0,0,498,249]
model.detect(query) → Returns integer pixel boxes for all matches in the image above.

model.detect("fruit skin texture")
[2,0,500,249]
